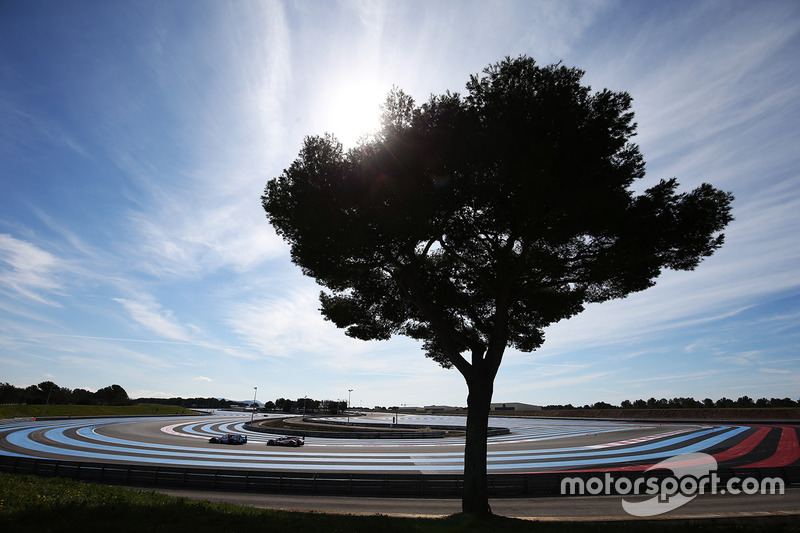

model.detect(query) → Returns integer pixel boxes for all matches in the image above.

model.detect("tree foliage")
[262,56,734,515]
[0,382,130,406]
[94,384,130,406]
[265,58,732,374]
[543,396,800,409]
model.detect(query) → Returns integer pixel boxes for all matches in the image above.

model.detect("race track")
[2,412,798,474]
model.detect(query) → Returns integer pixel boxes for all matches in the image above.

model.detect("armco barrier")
[0,455,563,496]
[2,455,797,497]
[0,455,468,496]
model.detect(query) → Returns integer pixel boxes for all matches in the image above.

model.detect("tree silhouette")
[95,384,129,406]
[262,56,733,516]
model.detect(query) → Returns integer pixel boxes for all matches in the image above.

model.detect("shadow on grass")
[2,473,798,532]
[3,500,532,533]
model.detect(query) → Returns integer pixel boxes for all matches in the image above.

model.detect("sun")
[326,78,387,148]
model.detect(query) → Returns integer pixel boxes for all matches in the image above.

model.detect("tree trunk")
[461,376,494,516]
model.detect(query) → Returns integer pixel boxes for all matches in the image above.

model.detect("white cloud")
[758,368,792,375]
[0,233,62,305]
[528,371,618,390]
[619,370,724,384]
[130,389,175,399]
[713,352,761,366]
[226,284,370,359]
[1,1,798,406]
[113,296,190,341]
[62,2,295,283]
[127,200,287,279]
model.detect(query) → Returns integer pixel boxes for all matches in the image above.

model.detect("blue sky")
[1,0,798,407]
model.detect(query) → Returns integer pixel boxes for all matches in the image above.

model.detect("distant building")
[490,402,542,411]
[423,405,463,412]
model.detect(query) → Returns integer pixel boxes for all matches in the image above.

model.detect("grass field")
[0,403,197,419]
[1,473,798,532]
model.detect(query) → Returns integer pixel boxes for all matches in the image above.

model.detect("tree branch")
[383,253,476,377]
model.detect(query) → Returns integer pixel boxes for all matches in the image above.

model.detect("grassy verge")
[258,417,464,436]
[0,403,197,419]
[1,473,797,532]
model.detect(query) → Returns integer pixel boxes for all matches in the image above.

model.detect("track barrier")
[2,455,797,498]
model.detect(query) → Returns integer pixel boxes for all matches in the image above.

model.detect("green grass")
[0,403,197,419]
[260,417,464,436]
[1,473,797,532]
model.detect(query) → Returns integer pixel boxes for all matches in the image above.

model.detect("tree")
[771,397,797,408]
[297,398,321,413]
[326,400,346,415]
[716,397,735,408]
[23,385,43,404]
[262,56,733,516]
[735,395,755,408]
[275,398,290,412]
[95,384,129,406]
[0,382,21,404]
[668,396,701,409]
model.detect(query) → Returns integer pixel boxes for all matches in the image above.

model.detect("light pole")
[41,384,54,418]
[347,389,353,424]
[250,386,258,422]
[303,396,308,418]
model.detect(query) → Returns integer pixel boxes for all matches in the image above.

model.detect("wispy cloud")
[511,361,587,368]
[0,233,63,306]
[225,284,371,359]
[1,1,797,405]
[41,333,252,352]
[113,2,293,281]
[713,351,761,366]
[531,371,618,390]
[759,368,792,374]
[113,297,191,341]
[619,370,724,384]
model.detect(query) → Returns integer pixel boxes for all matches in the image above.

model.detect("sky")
[1,0,798,408]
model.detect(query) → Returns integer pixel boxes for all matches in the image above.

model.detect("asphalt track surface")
[2,412,799,473]
[2,412,799,519]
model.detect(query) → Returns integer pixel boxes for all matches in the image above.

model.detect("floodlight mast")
[250,387,257,422]
[347,389,353,424]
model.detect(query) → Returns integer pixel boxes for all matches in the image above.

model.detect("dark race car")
[266,436,305,447]
[209,433,248,445]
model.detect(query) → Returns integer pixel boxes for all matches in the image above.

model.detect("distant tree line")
[0,381,130,406]
[84,393,351,415]
[8,382,795,413]
[544,396,800,410]
[270,397,348,415]
[135,397,240,409]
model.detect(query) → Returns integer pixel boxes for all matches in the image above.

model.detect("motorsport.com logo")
[560,452,785,517]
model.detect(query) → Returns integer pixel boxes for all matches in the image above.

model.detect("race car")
[266,436,304,447]
[209,433,248,445]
